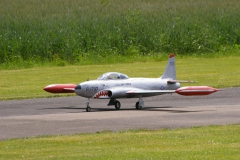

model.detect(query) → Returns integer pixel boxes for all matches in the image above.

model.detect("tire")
[86,106,91,112]
[115,101,121,110]
[135,102,142,110]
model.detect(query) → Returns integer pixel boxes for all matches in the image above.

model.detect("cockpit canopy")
[97,72,129,80]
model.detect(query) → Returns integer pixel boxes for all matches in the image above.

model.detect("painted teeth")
[94,91,108,98]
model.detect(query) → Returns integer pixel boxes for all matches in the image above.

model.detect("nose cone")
[74,84,82,95]
[75,84,81,90]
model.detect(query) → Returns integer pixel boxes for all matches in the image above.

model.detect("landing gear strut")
[135,96,144,110]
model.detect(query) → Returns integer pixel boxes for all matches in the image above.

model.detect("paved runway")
[0,87,239,140]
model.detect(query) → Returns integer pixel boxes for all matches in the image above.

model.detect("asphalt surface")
[0,87,239,140]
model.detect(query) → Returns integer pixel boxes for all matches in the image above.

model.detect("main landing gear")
[108,99,121,110]
[135,96,144,110]
[85,96,144,112]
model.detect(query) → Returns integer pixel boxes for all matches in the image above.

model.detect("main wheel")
[114,101,121,110]
[135,102,142,110]
[86,106,91,112]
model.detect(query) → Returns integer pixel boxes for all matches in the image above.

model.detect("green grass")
[0,125,239,159]
[0,0,240,67]
[0,55,240,100]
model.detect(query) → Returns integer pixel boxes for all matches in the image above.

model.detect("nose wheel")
[86,105,91,112]
[86,98,91,112]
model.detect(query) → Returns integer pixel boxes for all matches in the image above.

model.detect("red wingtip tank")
[43,84,76,93]
[175,86,218,96]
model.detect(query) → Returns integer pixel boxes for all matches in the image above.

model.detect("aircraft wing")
[126,90,176,96]
[126,86,218,96]
[93,85,217,99]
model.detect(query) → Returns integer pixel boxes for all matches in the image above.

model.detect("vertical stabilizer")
[160,54,176,80]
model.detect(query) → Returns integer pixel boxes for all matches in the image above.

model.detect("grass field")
[0,55,240,100]
[1,0,240,68]
[0,125,239,159]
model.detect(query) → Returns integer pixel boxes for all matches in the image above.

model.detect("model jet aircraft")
[44,54,219,112]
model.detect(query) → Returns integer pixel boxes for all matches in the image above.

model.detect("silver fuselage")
[74,78,180,98]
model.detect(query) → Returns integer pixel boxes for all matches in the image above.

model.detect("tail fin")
[160,54,176,80]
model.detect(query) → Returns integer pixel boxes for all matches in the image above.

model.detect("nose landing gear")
[86,98,91,112]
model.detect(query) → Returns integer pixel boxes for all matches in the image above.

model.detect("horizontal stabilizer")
[167,80,197,84]
[44,84,76,93]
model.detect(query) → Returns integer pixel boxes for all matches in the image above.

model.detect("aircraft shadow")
[139,106,201,113]
[41,106,203,113]
[40,106,82,110]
